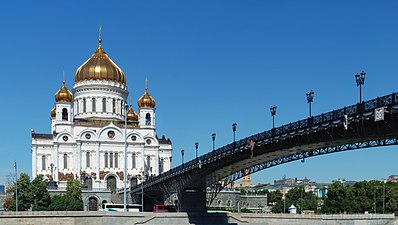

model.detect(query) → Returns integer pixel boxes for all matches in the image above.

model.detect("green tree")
[272,187,317,213]
[352,181,373,213]
[322,181,358,214]
[6,173,33,211]
[31,175,51,211]
[48,179,83,211]
[268,190,282,206]
[385,182,398,213]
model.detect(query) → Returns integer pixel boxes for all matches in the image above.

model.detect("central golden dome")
[74,40,126,85]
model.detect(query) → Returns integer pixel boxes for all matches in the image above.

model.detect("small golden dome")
[74,39,126,85]
[50,107,56,118]
[127,105,138,122]
[55,81,73,102]
[138,88,156,108]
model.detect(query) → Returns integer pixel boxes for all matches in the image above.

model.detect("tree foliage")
[31,175,52,211]
[48,178,83,211]
[272,187,318,213]
[322,180,398,214]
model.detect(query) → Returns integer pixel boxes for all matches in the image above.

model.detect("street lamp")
[306,90,314,117]
[141,168,145,212]
[270,105,277,129]
[211,133,216,151]
[355,70,366,103]
[382,179,386,214]
[195,142,199,159]
[14,160,18,212]
[123,103,128,212]
[181,149,185,164]
[232,123,237,142]
[374,185,377,214]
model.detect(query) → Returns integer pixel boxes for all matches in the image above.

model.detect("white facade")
[31,41,172,194]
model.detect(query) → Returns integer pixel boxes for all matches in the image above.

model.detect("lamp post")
[374,185,377,214]
[123,103,128,212]
[195,142,199,159]
[211,133,216,151]
[306,90,314,117]
[232,123,237,142]
[141,168,144,212]
[14,160,18,212]
[355,70,366,103]
[181,149,185,164]
[383,179,386,214]
[270,105,277,129]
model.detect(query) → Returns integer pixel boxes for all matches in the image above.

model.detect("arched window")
[83,98,86,113]
[146,156,151,170]
[160,158,164,174]
[86,152,90,168]
[114,153,118,168]
[218,200,222,207]
[92,98,96,112]
[62,108,68,121]
[169,156,172,165]
[102,98,106,112]
[145,113,151,125]
[76,99,79,114]
[41,155,46,171]
[227,200,232,207]
[132,153,136,169]
[112,99,116,113]
[109,153,113,168]
[104,153,108,168]
[63,153,67,169]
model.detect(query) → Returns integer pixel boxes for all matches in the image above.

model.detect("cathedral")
[31,34,172,208]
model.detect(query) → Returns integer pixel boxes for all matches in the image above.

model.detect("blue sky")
[1,1,398,185]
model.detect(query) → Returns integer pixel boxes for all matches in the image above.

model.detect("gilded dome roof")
[50,107,56,118]
[74,40,126,85]
[55,81,73,102]
[138,88,156,108]
[127,105,138,122]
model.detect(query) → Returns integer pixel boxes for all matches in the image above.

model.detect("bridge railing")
[135,92,398,190]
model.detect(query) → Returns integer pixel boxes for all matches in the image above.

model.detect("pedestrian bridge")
[131,92,398,212]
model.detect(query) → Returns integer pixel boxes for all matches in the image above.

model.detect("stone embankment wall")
[0,211,395,225]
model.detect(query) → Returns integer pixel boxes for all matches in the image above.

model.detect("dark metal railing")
[132,92,398,192]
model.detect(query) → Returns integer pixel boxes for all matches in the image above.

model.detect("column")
[32,145,37,178]
[77,143,82,176]
[96,142,100,181]
[54,144,59,181]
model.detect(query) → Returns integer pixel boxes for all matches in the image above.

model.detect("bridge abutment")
[179,190,207,213]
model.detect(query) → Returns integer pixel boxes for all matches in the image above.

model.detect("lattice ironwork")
[219,138,398,188]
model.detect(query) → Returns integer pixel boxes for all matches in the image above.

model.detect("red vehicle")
[153,204,169,212]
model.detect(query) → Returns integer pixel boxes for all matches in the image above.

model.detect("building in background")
[31,35,172,210]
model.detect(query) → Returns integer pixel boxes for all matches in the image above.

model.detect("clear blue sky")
[1,1,398,185]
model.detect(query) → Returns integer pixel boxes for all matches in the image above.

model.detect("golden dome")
[74,40,126,85]
[55,81,73,102]
[127,105,138,122]
[138,88,156,108]
[50,107,56,118]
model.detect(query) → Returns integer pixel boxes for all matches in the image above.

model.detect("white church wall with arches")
[31,35,172,209]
